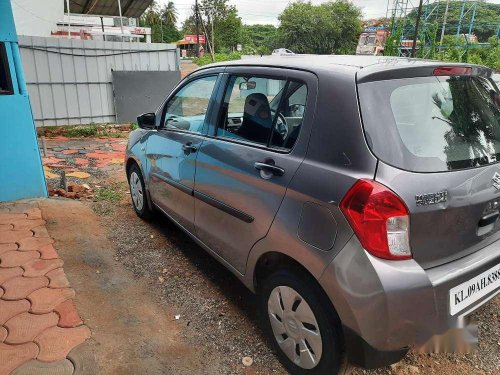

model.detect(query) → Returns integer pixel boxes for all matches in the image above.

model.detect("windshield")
[359,75,500,172]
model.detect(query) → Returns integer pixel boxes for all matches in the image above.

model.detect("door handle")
[254,162,285,177]
[182,142,198,153]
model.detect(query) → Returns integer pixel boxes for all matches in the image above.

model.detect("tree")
[140,0,181,43]
[160,1,178,26]
[278,1,362,54]
[241,24,279,55]
[183,0,243,53]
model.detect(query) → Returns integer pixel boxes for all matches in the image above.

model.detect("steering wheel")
[275,112,288,140]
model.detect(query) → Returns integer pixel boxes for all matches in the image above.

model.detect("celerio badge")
[493,172,500,190]
[415,191,448,206]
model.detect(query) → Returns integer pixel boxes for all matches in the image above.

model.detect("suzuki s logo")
[493,173,500,190]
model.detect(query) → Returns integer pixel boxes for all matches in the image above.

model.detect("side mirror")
[137,113,156,129]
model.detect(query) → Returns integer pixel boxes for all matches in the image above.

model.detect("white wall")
[12,0,63,37]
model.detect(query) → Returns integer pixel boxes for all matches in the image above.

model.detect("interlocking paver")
[28,287,75,314]
[0,224,13,231]
[11,219,46,231]
[46,268,70,288]
[0,250,40,268]
[38,244,59,260]
[0,230,33,244]
[0,299,31,324]
[0,342,39,374]
[32,226,51,238]
[2,276,49,300]
[35,326,91,362]
[12,359,75,375]
[0,243,18,255]
[22,258,64,278]
[0,326,7,342]
[17,237,54,251]
[67,342,98,375]
[26,208,43,220]
[0,213,26,224]
[4,312,59,344]
[0,266,24,284]
[54,300,83,328]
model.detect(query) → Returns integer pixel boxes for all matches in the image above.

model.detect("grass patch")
[95,184,124,203]
[65,125,98,138]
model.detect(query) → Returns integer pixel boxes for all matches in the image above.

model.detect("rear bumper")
[319,235,500,366]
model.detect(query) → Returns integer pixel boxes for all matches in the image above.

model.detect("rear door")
[358,69,500,269]
[193,67,317,273]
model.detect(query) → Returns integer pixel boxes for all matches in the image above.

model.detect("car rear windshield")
[358,75,500,172]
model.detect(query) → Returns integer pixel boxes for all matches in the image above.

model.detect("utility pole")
[65,0,71,39]
[195,0,200,57]
[411,0,424,58]
[439,0,451,48]
[117,0,125,41]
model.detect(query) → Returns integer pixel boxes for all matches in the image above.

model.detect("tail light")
[340,179,411,260]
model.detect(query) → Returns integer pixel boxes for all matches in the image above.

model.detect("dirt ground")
[41,136,499,375]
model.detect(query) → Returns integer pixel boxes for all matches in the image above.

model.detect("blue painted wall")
[0,0,47,202]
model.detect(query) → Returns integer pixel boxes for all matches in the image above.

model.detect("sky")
[163,0,500,27]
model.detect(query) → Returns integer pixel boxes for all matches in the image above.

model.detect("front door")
[194,68,315,273]
[147,74,219,232]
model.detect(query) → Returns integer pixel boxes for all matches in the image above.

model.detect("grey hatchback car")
[126,56,500,374]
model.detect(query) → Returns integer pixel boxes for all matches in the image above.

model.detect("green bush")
[193,52,242,66]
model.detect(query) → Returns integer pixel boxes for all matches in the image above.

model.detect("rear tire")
[128,164,152,219]
[260,270,349,375]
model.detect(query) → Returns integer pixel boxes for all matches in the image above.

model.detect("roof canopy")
[68,0,153,18]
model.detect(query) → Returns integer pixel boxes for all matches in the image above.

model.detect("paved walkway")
[0,202,91,375]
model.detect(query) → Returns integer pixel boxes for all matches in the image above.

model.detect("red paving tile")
[11,219,46,231]
[61,149,78,155]
[2,276,49,300]
[28,287,75,314]
[4,312,59,344]
[17,237,54,251]
[23,258,64,278]
[0,250,40,268]
[25,209,43,220]
[38,244,59,260]
[0,224,13,231]
[42,157,65,166]
[0,214,26,224]
[32,226,51,238]
[0,342,39,374]
[0,243,18,255]
[0,327,6,342]
[0,267,23,284]
[0,204,90,373]
[74,158,89,166]
[54,300,83,328]
[0,299,31,324]
[46,268,70,288]
[0,230,33,244]
[35,326,91,362]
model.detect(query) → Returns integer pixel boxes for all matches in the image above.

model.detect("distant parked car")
[126,56,500,375]
[272,48,295,56]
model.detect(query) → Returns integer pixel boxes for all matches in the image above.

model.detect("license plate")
[449,263,500,315]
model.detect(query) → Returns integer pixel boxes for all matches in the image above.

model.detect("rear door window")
[217,75,308,150]
[359,76,500,172]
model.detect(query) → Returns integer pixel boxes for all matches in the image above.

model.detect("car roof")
[200,55,492,82]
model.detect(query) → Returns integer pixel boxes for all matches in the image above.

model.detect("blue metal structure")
[0,0,46,202]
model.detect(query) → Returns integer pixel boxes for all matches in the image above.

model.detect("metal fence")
[18,36,180,127]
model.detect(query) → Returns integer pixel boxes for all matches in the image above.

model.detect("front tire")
[128,164,152,219]
[260,270,348,375]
